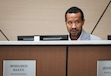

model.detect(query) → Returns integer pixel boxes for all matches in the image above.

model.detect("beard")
[71,28,81,36]
[69,28,82,40]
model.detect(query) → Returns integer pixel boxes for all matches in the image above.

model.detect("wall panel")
[0,0,110,40]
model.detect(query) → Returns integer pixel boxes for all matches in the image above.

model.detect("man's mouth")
[71,29,78,33]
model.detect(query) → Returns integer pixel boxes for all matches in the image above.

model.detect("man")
[65,6,101,40]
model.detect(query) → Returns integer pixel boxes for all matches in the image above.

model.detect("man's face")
[65,12,85,38]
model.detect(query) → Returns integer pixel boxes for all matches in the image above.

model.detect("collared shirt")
[68,29,101,40]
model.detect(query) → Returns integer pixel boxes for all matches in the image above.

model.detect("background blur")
[0,0,111,41]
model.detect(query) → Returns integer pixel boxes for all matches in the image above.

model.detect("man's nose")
[72,23,76,28]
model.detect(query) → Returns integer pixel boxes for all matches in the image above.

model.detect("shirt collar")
[68,29,84,40]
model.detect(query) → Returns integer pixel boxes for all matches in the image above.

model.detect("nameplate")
[97,60,111,76]
[3,60,36,76]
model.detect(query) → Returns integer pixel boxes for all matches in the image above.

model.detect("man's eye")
[75,21,79,24]
[68,21,72,25]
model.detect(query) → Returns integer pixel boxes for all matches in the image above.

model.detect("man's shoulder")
[90,34,102,40]
[81,29,102,40]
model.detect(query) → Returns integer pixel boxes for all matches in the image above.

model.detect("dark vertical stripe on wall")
[66,46,68,76]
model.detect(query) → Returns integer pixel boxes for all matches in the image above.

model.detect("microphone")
[0,29,10,41]
[91,0,111,34]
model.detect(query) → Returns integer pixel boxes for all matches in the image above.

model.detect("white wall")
[0,0,111,40]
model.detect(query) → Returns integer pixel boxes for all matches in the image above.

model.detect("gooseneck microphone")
[91,0,111,34]
[0,29,10,41]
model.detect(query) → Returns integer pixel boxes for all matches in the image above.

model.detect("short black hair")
[65,6,84,21]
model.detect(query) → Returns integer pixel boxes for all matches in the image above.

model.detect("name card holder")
[97,60,111,76]
[3,60,36,76]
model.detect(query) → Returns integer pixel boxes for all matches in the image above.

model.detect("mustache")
[71,28,78,31]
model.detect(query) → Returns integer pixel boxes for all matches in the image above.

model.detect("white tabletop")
[0,40,111,45]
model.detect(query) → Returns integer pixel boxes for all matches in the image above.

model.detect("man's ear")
[65,20,67,24]
[82,19,85,26]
